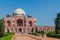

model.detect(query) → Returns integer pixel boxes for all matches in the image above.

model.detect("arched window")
[15,28,17,32]
[7,21,11,26]
[39,28,42,31]
[29,21,32,26]
[47,28,50,32]
[11,28,14,32]
[43,28,46,32]
[28,28,30,33]
[17,19,23,26]
[24,28,26,33]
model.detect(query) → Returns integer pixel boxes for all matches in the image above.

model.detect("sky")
[0,0,60,26]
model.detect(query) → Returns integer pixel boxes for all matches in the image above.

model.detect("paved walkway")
[12,33,60,40]
[42,37,60,40]
[13,33,41,40]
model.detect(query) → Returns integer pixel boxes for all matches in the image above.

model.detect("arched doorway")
[23,28,26,33]
[19,28,22,32]
[7,21,11,26]
[29,21,32,26]
[17,19,23,26]
[7,28,10,33]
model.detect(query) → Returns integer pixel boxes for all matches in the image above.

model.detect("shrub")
[47,31,55,35]
[37,31,42,33]
[47,31,60,38]
[47,34,60,38]
[28,32,40,36]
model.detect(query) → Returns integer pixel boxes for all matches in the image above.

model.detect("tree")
[0,19,5,37]
[55,13,60,34]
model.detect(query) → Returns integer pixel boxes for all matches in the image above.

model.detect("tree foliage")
[55,13,60,34]
[0,19,5,37]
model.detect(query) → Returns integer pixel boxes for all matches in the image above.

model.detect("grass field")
[0,33,14,40]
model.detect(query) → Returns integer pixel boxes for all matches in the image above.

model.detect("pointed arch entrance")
[19,28,22,32]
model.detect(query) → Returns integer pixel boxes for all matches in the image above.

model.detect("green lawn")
[0,33,14,40]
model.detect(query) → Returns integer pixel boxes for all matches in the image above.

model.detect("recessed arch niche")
[29,21,32,26]
[16,19,23,26]
[7,21,11,26]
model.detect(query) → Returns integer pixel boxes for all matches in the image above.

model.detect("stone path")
[13,33,41,40]
[43,37,60,40]
[12,33,60,40]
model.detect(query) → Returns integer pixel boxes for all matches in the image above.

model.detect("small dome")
[6,14,11,17]
[14,8,25,15]
[28,14,32,17]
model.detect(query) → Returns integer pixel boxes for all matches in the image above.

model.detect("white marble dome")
[14,8,25,15]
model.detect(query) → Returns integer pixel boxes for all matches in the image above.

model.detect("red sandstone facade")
[4,8,55,33]
[37,26,55,32]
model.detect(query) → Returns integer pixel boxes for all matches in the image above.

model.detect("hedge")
[47,34,60,38]
[28,33,41,36]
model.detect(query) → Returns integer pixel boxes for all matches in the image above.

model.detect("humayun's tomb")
[3,8,55,33]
